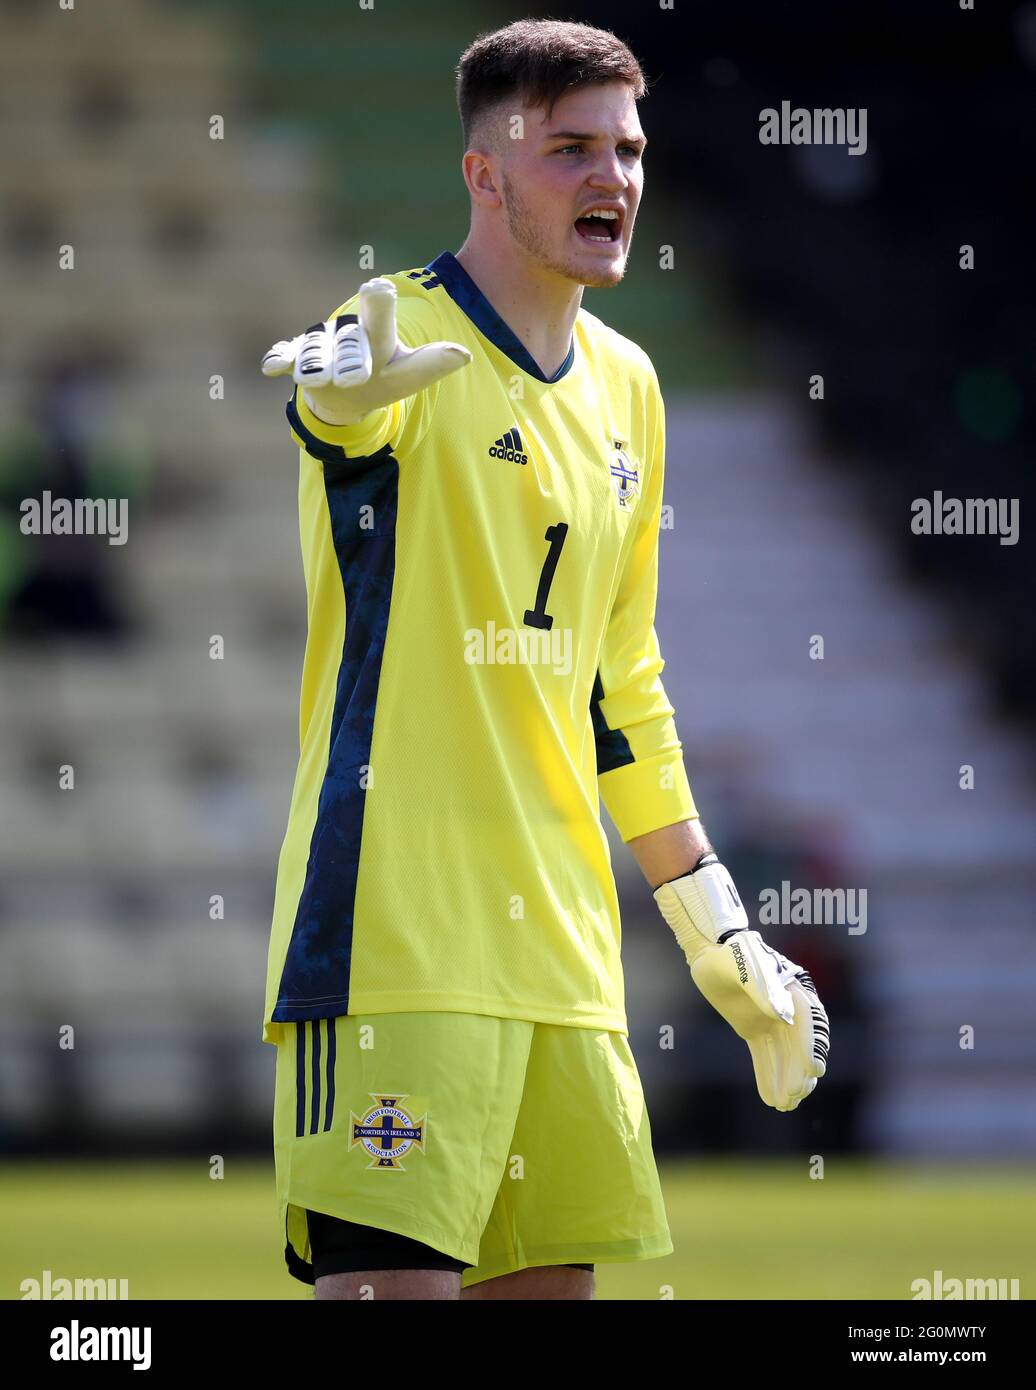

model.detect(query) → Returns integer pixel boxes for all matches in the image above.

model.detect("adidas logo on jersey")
[489,427,528,466]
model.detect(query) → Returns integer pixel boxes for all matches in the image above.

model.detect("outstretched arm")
[263,277,470,426]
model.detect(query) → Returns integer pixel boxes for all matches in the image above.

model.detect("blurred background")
[1,0,1033,1298]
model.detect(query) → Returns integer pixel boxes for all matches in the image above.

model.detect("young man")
[260,18,829,1302]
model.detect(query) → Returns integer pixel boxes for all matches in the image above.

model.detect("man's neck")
[454,240,583,380]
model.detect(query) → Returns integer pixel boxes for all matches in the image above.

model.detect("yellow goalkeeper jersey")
[262,250,697,1044]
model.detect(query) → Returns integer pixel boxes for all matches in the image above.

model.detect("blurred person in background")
[0,353,132,642]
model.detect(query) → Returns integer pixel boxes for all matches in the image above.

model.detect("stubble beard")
[501,169,628,289]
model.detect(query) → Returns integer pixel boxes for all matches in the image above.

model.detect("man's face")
[496,81,646,289]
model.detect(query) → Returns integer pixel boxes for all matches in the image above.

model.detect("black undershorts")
[301,1208,593,1280]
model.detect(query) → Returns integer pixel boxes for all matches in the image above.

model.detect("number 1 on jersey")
[523,522,569,631]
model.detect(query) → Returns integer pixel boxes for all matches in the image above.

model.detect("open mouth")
[574,209,623,244]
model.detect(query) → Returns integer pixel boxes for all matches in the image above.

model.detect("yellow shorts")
[273,1012,672,1287]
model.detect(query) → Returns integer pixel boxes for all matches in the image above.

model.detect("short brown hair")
[456,18,648,152]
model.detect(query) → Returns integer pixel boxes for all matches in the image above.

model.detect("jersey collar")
[424,250,576,384]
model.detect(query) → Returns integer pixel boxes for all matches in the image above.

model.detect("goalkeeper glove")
[654,854,830,1111]
[261,276,471,427]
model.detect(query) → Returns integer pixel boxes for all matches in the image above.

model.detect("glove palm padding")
[691,939,829,1110]
[262,277,471,426]
[655,864,830,1112]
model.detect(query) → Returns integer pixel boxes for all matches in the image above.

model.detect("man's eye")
[556,144,641,157]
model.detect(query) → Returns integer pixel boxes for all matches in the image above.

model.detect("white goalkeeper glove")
[654,854,830,1111]
[261,276,471,427]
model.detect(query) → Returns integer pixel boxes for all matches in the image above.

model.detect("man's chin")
[578,265,626,289]
[567,252,628,289]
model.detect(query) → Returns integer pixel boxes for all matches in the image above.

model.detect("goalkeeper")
[260,17,829,1304]
[264,287,830,1111]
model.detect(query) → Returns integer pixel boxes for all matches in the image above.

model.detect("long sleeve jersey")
[263,249,696,1044]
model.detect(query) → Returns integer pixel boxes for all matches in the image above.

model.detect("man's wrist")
[302,385,373,428]
[651,845,715,891]
[653,855,750,958]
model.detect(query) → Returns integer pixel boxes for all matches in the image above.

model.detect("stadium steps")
[642,396,1036,1153]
